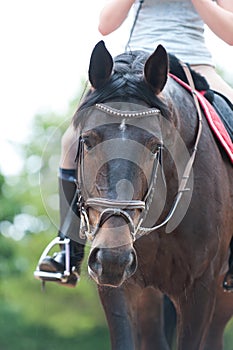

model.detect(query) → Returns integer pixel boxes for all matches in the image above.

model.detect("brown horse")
[73,41,233,350]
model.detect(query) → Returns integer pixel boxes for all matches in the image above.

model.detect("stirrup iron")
[34,237,71,284]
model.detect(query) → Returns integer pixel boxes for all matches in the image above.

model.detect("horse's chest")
[136,239,193,294]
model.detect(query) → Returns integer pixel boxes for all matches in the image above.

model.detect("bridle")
[76,104,163,242]
[75,70,203,242]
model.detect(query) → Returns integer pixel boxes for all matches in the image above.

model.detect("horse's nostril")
[126,249,137,276]
[88,248,103,276]
[88,247,138,286]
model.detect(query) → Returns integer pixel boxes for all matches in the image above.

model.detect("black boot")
[223,238,233,292]
[38,169,85,287]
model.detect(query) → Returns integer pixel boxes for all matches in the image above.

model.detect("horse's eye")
[82,136,93,151]
[151,143,160,155]
[147,137,161,155]
[81,131,101,151]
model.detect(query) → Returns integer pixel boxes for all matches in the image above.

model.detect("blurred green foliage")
[0,83,110,349]
[0,77,233,349]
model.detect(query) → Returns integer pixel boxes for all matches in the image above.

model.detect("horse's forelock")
[113,51,148,75]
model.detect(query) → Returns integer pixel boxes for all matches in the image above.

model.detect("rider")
[37,0,233,289]
[98,0,233,102]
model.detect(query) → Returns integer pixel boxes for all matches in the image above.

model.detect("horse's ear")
[144,45,168,94]
[88,41,113,89]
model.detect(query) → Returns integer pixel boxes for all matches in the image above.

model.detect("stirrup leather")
[34,237,71,283]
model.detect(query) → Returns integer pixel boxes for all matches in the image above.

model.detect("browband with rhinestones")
[95,103,160,118]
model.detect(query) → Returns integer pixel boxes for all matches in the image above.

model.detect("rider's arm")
[98,0,135,36]
[191,0,233,45]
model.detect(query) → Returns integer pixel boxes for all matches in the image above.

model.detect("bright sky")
[0,0,232,175]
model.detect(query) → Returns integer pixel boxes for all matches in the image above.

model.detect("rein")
[73,64,203,242]
[137,63,203,235]
[125,0,144,52]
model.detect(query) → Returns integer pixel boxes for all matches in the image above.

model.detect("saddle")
[169,54,233,142]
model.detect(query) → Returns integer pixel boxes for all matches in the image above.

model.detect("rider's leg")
[38,125,85,286]
[190,64,233,102]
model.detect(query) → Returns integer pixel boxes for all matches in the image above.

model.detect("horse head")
[74,41,169,287]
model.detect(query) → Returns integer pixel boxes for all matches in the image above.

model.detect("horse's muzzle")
[88,246,138,287]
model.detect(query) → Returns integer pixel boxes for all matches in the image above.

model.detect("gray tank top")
[128,0,213,65]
